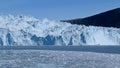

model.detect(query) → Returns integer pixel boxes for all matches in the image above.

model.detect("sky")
[0,0,120,20]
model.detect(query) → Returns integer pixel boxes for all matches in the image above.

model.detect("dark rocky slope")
[61,8,120,28]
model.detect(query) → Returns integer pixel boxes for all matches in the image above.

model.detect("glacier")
[0,14,120,46]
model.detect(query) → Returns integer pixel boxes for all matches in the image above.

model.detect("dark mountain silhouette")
[61,8,120,28]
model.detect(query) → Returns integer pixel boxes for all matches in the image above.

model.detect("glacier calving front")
[0,15,120,46]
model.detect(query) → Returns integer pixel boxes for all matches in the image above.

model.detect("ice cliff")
[0,15,120,46]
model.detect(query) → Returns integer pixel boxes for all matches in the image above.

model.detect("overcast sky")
[0,0,120,20]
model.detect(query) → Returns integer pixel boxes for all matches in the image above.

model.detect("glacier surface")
[0,15,120,46]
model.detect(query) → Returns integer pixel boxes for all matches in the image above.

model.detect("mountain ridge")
[61,8,120,28]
